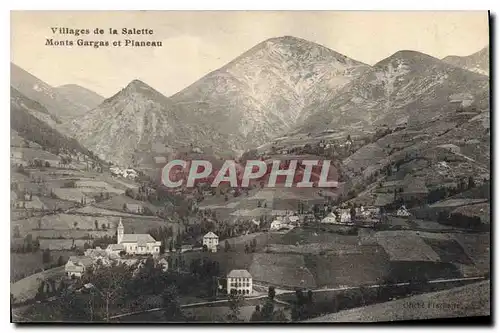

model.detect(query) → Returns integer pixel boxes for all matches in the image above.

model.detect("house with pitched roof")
[203,231,219,252]
[227,269,252,296]
[114,218,161,255]
[321,212,338,224]
[65,256,93,277]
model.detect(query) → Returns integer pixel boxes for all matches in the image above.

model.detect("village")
[10,125,490,323]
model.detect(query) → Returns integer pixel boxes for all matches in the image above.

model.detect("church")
[107,218,162,255]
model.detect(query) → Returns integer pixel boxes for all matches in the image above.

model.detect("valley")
[10,35,490,323]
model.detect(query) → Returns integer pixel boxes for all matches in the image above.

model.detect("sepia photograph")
[9,10,491,323]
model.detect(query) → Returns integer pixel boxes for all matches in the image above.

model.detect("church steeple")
[117,218,124,244]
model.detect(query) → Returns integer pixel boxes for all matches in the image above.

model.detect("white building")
[397,205,411,217]
[227,269,252,296]
[111,218,161,255]
[286,215,300,225]
[321,212,338,224]
[65,256,93,278]
[203,232,219,252]
[270,217,284,230]
[340,210,352,223]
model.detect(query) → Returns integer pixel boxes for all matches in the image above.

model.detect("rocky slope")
[295,50,489,136]
[11,87,91,156]
[11,63,99,122]
[67,80,192,166]
[442,46,489,76]
[170,36,370,152]
[56,84,105,110]
[68,36,371,166]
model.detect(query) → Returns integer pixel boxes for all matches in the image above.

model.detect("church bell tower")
[117,218,124,244]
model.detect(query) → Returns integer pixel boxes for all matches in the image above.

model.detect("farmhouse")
[106,243,125,255]
[65,256,93,277]
[203,232,219,252]
[357,206,381,219]
[271,216,288,230]
[321,212,338,224]
[286,215,300,225]
[114,218,161,255]
[397,205,411,217]
[340,209,352,223]
[227,269,253,296]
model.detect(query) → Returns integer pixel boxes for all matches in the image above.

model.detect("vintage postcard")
[10,11,490,323]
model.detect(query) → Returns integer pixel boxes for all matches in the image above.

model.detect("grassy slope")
[305,280,490,322]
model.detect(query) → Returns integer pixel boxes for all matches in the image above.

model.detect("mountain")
[68,36,371,166]
[67,80,188,166]
[295,50,489,136]
[442,46,489,76]
[10,63,97,121]
[170,36,370,152]
[56,84,105,110]
[10,87,92,156]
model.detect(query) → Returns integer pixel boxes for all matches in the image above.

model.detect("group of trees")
[291,289,315,321]
[244,238,258,253]
[249,286,287,322]
[23,257,219,322]
[93,220,110,231]
[438,211,484,230]
[11,233,40,253]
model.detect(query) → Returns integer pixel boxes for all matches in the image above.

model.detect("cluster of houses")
[109,166,138,179]
[320,205,381,225]
[64,220,220,277]
[270,214,300,231]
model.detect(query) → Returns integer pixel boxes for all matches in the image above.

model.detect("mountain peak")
[125,79,151,91]
[116,79,167,99]
[375,50,442,69]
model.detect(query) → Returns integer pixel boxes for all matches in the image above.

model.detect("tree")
[162,285,185,322]
[13,225,20,238]
[101,223,107,230]
[224,240,230,252]
[468,176,475,189]
[268,286,276,300]
[94,220,99,230]
[250,305,262,322]
[57,255,65,266]
[350,207,356,221]
[42,248,51,264]
[81,262,135,322]
[226,292,243,322]
[73,222,78,229]
[24,234,33,252]
[260,299,275,321]
[251,238,257,252]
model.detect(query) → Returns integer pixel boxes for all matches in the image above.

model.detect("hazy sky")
[11,11,489,97]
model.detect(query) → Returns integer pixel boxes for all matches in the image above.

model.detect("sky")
[11,11,489,97]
